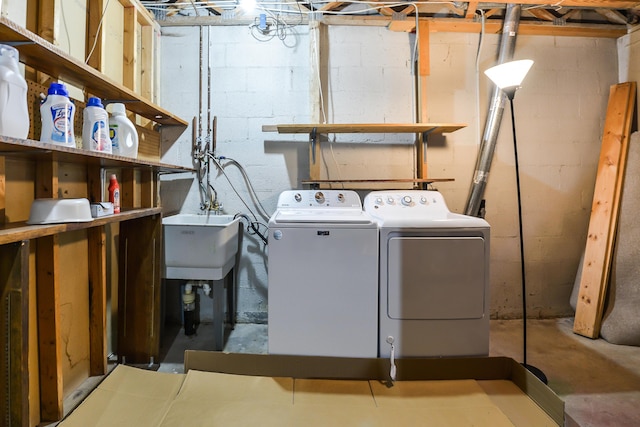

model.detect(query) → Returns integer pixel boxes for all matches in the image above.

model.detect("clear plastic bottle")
[82,97,111,153]
[109,103,139,158]
[108,174,120,213]
[40,82,75,147]
[0,44,29,138]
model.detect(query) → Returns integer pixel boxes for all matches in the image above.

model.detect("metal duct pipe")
[464,4,522,217]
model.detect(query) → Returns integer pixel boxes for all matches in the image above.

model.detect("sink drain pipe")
[464,4,523,217]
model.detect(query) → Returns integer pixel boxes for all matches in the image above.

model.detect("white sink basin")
[163,214,241,280]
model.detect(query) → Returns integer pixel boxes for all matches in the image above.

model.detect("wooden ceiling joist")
[596,8,630,25]
[527,8,559,22]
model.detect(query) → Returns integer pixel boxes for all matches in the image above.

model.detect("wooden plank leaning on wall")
[573,82,637,339]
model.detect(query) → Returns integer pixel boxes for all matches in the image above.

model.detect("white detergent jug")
[109,103,138,158]
[0,44,29,139]
[82,97,111,153]
[40,82,76,147]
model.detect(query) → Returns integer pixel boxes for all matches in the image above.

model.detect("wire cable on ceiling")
[142,1,460,18]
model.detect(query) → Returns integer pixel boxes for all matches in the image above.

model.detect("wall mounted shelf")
[262,123,466,134]
[264,122,466,187]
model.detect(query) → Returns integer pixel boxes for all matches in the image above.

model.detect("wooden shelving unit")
[0,16,187,127]
[263,123,466,187]
[0,135,192,173]
[0,13,191,426]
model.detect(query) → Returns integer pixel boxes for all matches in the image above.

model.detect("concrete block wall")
[159,23,618,322]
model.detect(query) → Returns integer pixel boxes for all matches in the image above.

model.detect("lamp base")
[522,363,548,384]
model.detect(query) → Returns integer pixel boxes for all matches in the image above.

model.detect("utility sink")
[163,214,241,280]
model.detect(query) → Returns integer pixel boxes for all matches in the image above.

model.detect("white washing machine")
[363,190,490,358]
[268,190,378,357]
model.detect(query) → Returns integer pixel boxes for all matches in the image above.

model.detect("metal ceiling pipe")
[464,4,522,217]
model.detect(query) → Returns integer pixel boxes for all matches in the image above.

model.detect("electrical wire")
[59,0,72,56]
[474,9,486,147]
[86,0,112,64]
[142,1,459,17]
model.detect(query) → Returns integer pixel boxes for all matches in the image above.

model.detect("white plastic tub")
[27,198,93,224]
[162,214,241,280]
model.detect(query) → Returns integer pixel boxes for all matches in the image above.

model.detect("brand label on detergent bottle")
[50,103,73,143]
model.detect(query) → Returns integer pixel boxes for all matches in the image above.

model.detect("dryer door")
[387,236,486,320]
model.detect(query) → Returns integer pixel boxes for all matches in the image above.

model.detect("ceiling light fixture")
[239,0,256,13]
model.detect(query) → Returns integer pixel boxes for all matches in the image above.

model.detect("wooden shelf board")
[301,178,454,183]
[0,136,194,173]
[0,17,187,127]
[262,123,466,134]
[0,207,162,245]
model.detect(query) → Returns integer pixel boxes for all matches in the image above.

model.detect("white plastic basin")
[162,214,241,280]
[27,198,93,224]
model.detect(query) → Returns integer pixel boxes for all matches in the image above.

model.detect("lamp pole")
[484,59,546,383]
[506,89,548,385]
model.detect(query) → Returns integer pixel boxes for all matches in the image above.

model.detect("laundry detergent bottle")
[0,44,29,138]
[40,82,76,147]
[82,97,111,153]
[109,103,138,158]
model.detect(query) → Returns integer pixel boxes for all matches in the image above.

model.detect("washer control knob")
[294,193,302,202]
[375,197,384,205]
[401,195,412,206]
[337,193,345,202]
[387,197,394,204]
[315,192,325,204]
[420,196,428,204]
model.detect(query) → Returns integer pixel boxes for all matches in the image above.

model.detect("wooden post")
[36,234,63,421]
[34,157,64,421]
[308,19,328,182]
[416,19,430,180]
[123,5,137,91]
[0,241,29,427]
[86,0,105,72]
[118,216,162,364]
[88,227,108,376]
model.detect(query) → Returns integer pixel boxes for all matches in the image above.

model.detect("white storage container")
[0,44,29,138]
[109,103,138,158]
[40,82,76,147]
[82,97,111,153]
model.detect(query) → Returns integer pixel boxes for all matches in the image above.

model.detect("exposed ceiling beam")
[159,14,627,38]
[596,7,630,24]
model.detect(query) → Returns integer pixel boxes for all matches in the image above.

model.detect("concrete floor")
[158,318,640,427]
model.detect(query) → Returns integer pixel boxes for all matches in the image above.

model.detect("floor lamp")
[485,59,548,384]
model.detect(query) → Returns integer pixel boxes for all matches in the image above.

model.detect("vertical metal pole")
[464,4,522,216]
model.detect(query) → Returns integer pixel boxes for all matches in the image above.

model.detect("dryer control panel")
[364,190,451,220]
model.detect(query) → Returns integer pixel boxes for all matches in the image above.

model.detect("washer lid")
[272,209,374,224]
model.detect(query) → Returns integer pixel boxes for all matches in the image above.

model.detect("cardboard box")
[60,353,566,426]
[184,352,565,426]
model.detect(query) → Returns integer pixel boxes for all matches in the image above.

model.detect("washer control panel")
[277,190,362,209]
[364,190,450,219]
